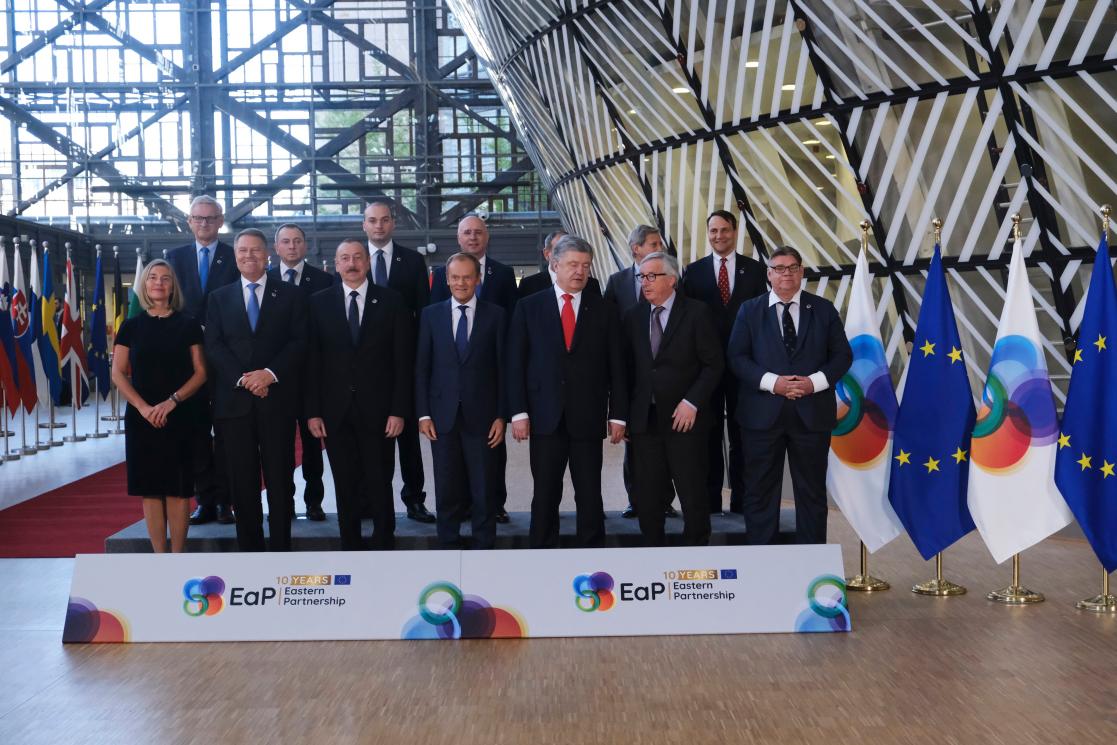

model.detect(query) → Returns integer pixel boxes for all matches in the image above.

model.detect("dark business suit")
[518,271,602,300]
[306,283,413,550]
[166,240,239,512]
[204,277,307,551]
[727,292,853,545]
[604,265,643,501]
[509,288,627,548]
[415,298,506,549]
[681,252,767,513]
[623,294,723,546]
[269,262,333,513]
[369,241,430,510]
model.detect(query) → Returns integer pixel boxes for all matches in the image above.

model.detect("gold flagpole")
[1076,205,1117,613]
[846,219,890,593]
[912,218,966,597]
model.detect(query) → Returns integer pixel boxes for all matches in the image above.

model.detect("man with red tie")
[507,235,627,548]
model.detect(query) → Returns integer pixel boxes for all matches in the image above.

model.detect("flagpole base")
[845,573,890,592]
[19,445,38,455]
[912,578,966,596]
[100,414,123,422]
[987,584,1044,604]
[1,452,19,462]
[0,429,12,436]
[88,431,109,439]
[38,421,66,429]
[62,434,86,443]
[1075,594,1117,613]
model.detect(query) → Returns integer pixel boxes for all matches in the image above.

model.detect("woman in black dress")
[111,259,207,552]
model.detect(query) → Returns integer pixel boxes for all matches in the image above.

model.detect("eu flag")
[1055,234,1117,572]
[888,245,976,559]
[88,253,110,398]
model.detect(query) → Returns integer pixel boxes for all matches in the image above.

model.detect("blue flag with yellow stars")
[888,244,976,559]
[1055,234,1117,572]
[88,252,110,399]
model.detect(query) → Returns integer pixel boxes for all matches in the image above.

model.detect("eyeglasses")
[769,264,802,275]
[189,215,221,224]
[637,272,668,283]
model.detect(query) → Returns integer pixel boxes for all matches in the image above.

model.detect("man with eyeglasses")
[727,247,852,545]
[622,252,723,546]
[167,195,239,526]
[680,211,767,517]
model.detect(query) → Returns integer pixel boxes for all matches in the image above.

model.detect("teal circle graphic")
[807,575,847,619]
[418,582,463,625]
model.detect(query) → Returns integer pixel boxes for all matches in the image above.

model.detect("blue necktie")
[455,304,469,360]
[246,282,260,332]
[348,290,361,345]
[374,250,388,287]
[285,268,296,284]
[198,246,210,289]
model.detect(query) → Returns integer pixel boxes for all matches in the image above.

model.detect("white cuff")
[608,419,626,427]
[808,372,829,393]
[419,416,432,422]
[512,413,529,422]
[265,368,278,384]
[680,400,697,413]
[760,373,778,394]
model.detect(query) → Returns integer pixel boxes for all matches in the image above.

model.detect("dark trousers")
[217,408,294,551]
[289,418,324,513]
[382,416,426,507]
[192,394,230,509]
[330,411,395,550]
[631,406,710,546]
[528,427,605,548]
[431,419,498,549]
[493,441,508,510]
[707,375,745,513]
[741,403,831,545]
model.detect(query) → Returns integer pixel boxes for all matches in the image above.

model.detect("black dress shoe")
[406,504,436,523]
[306,505,327,522]
[189,506,216,525]
[621,504,637,519]
[664,504,680,518]
[495,508,510,524]
[216,505,236,524]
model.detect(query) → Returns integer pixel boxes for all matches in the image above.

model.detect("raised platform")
[104,510,797,552]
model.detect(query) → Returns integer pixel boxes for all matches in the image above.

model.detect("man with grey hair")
[621,251,723,546]
[167,194,239,525]
[508,234,627,548]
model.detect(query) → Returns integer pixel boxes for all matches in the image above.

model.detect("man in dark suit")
[727,246,852,545]
[363,199,434,524]
[681,210,768,516]
[204,229,307,551]
[268,223,332,522]
[508,235,627,548]
[516,230,603,299]
[416,253,506,549]
[622,252,723,546]
[430,214,518,523]
[604,225,673,520]
[166,195,239,526]
[306,238,412,550]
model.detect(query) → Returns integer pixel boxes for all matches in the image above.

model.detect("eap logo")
[183,576,226,617]
[573,572,614,612]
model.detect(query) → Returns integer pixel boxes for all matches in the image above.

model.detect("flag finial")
[931,218,942,245]
[859,220,871,252]
[1101,204,1111,241]
[1011,213,1021,242]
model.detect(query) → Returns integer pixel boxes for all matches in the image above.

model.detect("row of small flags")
[828,220,1117,575]
[0,243,138,418]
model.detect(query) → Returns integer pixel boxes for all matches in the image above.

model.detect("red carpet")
[0,462,139,558]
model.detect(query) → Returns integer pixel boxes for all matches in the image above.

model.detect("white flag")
[968,237,1072,563]
[827,248,903,552]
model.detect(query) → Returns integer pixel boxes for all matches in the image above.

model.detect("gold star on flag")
[1073,348,1083,364]
[947,347,962,364]
[1102,461,1116,479]
[952,447,968,463]
[1077,453,1093,471]
[924,456,940,473]
[1095,334,1107,352]
[920,340,935,357]
[1058,433,1071,449]
[894,450,911,466]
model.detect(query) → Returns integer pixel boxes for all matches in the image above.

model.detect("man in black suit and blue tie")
[166,195,239,526]
[416,253,506,549]
[727,246,852,545]
[204,228,308,551]
[508,235,627,548]
[363,199,435,524]
[268,223,332,522]
[681,211,768,516]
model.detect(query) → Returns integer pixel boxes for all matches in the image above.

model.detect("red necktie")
[718,257,730,305]
[561,293,575,350]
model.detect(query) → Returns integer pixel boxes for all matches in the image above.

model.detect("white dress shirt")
[368,239,394,282]
[279,259,305,285]
[341,279,370,324]
[237,274,277,384]
[712,251,736,294]
[759,289,829,395]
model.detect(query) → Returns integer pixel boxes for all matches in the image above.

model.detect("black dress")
[117,311,204,497]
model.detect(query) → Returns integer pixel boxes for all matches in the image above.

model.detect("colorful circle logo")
[832,334,896,468]
[794,574,850,632]
[183,576,226,617]
[972,335,1057,472]
[573,572,615,612]
[402,581,525,639]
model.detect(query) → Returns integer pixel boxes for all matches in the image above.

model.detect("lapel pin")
[805,304,812,309]
[215,258,223,264]
[395,256,401,262]
[371,298,379,304]
[270,289,278,297]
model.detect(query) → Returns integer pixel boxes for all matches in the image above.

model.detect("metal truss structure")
[0,0,553,258]
[448,0,1117,397]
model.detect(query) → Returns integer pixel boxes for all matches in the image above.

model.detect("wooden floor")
[3,510,1116,745]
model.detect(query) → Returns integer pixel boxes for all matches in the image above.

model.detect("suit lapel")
[657,296,685,355]
[794,294,813,355]
[636,302,653,361]
[569,292,593,352]
[765,300,789,361]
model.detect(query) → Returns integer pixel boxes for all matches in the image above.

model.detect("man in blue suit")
[727,247,852,545]
[416,253,506,549]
